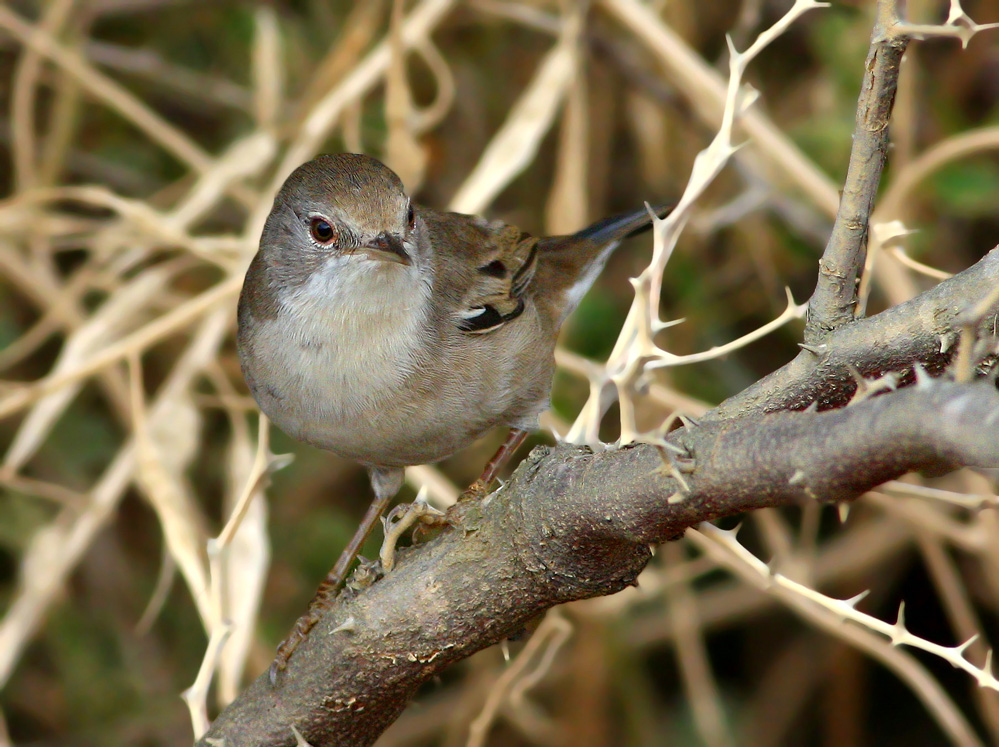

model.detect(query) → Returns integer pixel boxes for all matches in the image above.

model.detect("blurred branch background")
[0,0,998,744]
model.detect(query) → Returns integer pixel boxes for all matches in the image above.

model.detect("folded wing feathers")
[456,225,537,334]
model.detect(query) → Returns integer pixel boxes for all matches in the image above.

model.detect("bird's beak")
[361,232,410,265]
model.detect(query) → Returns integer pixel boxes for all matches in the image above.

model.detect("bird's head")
[259,153,426,288]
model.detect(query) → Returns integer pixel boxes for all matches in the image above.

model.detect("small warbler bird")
[237,153,664,675]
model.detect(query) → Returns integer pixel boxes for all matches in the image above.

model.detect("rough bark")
[200,377,999,747]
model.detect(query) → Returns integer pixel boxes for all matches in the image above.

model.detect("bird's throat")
[272,260,431,409]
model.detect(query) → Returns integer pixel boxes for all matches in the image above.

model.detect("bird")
[237,152,665,677]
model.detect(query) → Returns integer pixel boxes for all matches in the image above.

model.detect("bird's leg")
[465,428,528,498]
[269,467,403,683]
[379,430,529,578]
[380,429,531,583]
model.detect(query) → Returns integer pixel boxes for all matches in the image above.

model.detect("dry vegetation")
[1,0,999,745]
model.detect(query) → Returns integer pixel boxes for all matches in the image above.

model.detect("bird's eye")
[310,217,338,245]
[406,200,415,229]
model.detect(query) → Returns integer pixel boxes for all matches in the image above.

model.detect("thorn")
[939,333,956,354]
[912,363,933,388]
[789,469,806,486]
[804,400,819,414]
[648,544,657,557]
[895,601,907,631]
[675,456,697,473]
[955,635,980,655]
[719,522,743,540]
[290,724,314,747]
[331,616,357,635]
[846,364,866,387]
[654,445,692,492]
[678,414,700,429]
[849,369,899,405]
[783,286,798,307]
[844,590,870,608]
[270,452,296,473]
[837,503,850,524]
[653,317,686,333]
[664,435,696,464]
[658,440,689,456]
[668,491,687,504]
[798,342,828,357]
[501,640,511,663]
[725,32,739,58]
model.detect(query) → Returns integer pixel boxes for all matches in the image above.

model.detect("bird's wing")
[423,210,540,335]
[424,205,668,335]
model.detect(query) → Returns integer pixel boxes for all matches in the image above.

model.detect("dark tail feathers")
[574,203,673,245]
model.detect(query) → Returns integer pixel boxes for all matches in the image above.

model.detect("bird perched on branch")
[237,152,665,678]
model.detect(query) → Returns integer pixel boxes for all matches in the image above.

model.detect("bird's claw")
[346,555,381,592]
[379,496,446,573]
[268,606,323,685]
[461,479,492,501]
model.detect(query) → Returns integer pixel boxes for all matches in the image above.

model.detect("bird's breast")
[238,259,554,467]
[240,262,432,451]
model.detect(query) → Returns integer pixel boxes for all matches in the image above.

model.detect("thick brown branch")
[804,1,908,342]
[199,380,999,747]
[712,246,999,419]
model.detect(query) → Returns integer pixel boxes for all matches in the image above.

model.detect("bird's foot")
[346,555,381,593]
[268,602,324,685]
[379,496,447,573]
[461,478,492,501]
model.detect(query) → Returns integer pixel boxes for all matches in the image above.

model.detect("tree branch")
[804,0,908,342]
[712,246,999,419]
[199,380,999,747]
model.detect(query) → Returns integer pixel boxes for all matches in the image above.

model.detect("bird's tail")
[573,204,671,246]
[536,204,672,322]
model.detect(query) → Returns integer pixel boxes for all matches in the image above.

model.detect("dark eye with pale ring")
[310,217,338,244]
[406,201,415,229]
